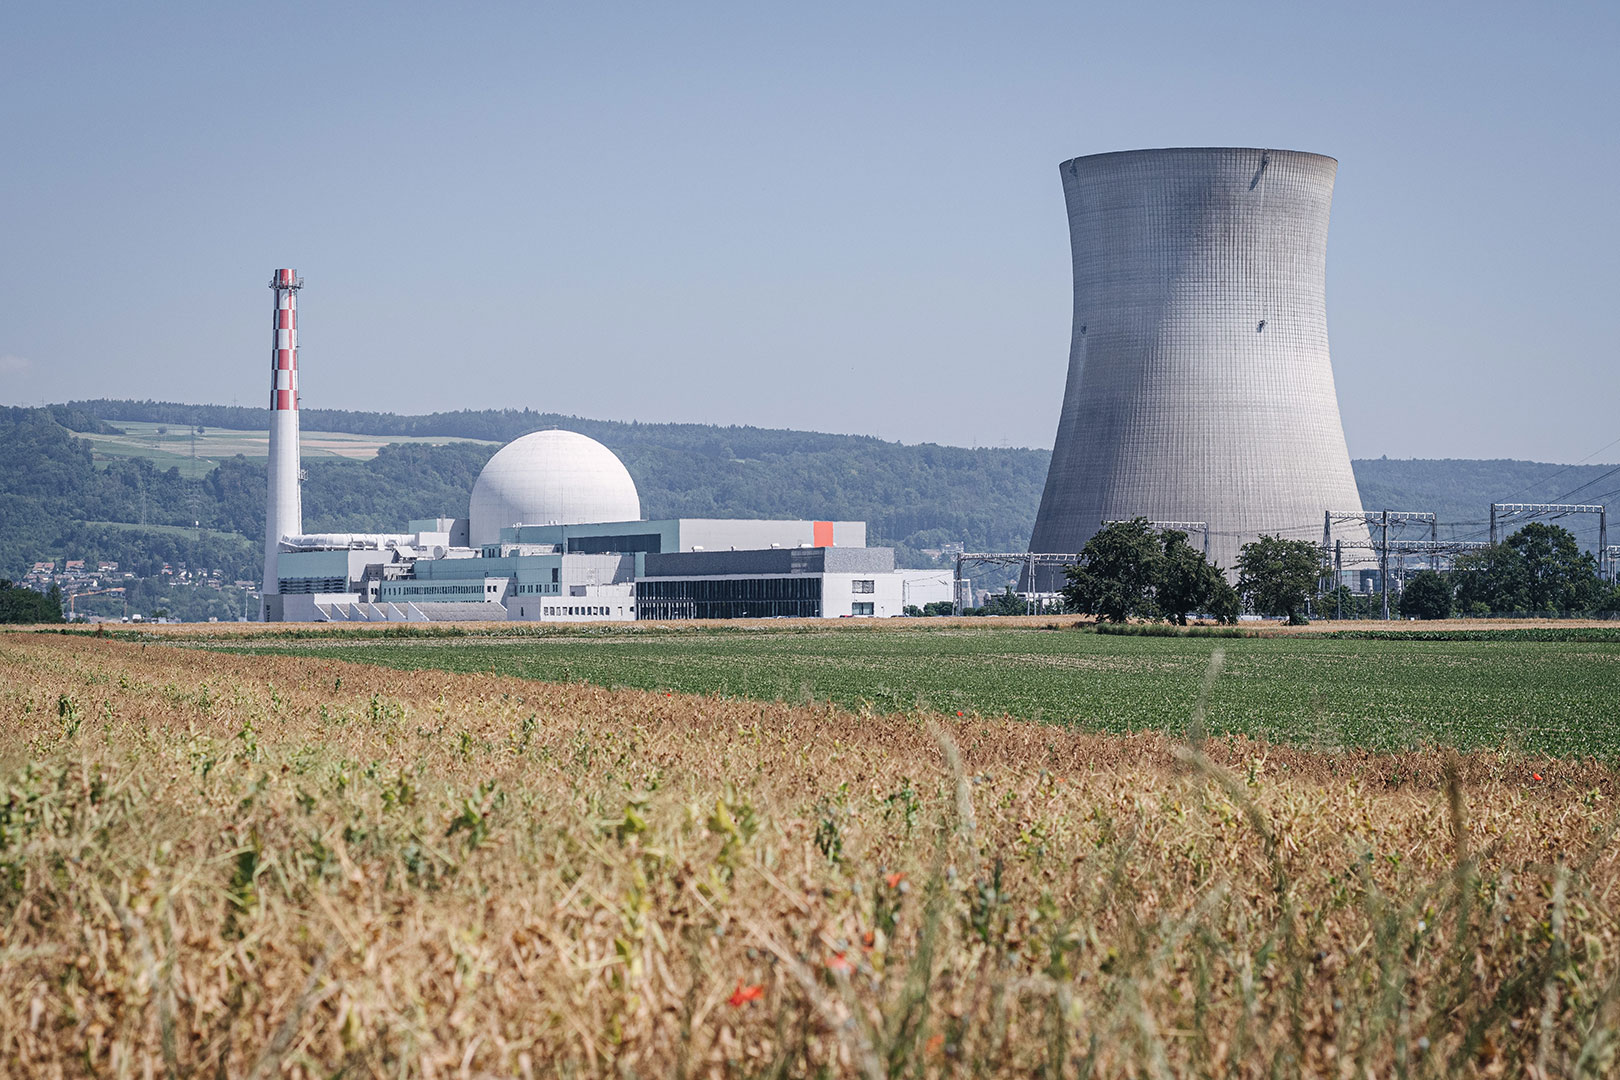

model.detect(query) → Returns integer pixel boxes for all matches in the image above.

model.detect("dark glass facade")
[278,576,348,594]
[636,576,822,620]
[568,533,663,555]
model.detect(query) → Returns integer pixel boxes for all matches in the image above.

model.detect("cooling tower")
[1029,147,1365,578]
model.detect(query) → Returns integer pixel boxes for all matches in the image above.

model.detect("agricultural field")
[217,623,1620,759]
[82,421,495,478]
[0,631,1617,1076]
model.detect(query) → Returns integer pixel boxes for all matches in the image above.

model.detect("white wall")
[506,582,636,622]
[821,572,903,618]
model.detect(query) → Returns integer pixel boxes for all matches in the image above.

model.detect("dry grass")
[1,633,1617,1077]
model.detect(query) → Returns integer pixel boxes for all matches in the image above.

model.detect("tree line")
[999,518,1619,624]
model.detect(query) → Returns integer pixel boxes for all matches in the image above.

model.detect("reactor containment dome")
[469,430,641,546]
[1029,147,1366,576]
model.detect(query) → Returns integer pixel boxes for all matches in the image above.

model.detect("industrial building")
[256,269,922,622]
[274,517,901,623]
[1028,148,1369,583]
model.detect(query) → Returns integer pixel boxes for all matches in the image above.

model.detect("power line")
[1495,433,1620,502]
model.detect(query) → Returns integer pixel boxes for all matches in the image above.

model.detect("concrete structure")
[1029,148,1366,579]
[469,430,641,545]
[274,516,888,622]
[261,269,303,620]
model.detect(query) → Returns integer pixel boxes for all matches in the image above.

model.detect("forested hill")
[68,400,911,457]
[4,404,1050,579]
[6,400,1617,583]
[1352,458,1620,547]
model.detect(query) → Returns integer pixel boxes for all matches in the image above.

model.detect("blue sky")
[2,2,1615,460]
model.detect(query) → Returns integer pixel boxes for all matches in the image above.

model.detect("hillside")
[6,400,1617,586]
[1353,457,1620,548]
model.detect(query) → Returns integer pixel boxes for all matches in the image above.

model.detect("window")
[852,579,875,594]
[852,602,875,616]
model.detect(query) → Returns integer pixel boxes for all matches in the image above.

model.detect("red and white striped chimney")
[261,268,304,619]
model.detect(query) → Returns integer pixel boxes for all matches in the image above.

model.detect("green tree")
[1399,569,1452,620]
[1454,523,1602,614]
[1207,577,1241,624]
[1157,530,1233,625]
[922,600,956,617]
[1236,535,1323,624]
[0,581,65,624]
[1453,543,1520,613]
[1508,523,1601,611]
[1061,519,1164,622]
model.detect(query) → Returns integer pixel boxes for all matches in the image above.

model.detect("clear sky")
[2,2,1615,460]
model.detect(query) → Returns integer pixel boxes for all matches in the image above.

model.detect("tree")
[1507,523,1601,612]
[922,600,956,617]
[1062,519,1164,622]
[0,580,65,624]
[1236,535,1323,624]
[1157,530,1233,625]
[1206,577,1241,624]
[1399,570,1452,620]
[1454,523,1602,614]
[1453,543,1521,614]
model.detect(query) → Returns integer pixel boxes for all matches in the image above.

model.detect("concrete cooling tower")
[1029,147,1365,578]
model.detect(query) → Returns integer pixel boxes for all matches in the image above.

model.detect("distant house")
[64,560,85,572]
[97,561,118,573]
[31,561,54,574]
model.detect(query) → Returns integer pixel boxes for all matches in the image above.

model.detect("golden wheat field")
[1,632,1617,1078]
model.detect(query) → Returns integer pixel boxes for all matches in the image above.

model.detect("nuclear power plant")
[259,149,1378,618]
[1028,147,1367,577]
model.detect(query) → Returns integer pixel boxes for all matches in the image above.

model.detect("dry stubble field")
[1,630,1618,1078]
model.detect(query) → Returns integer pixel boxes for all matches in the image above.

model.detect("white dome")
[468,430,640,545]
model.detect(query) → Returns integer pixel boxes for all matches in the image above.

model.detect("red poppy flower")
[1533,772,1543,781]
[827,952,852,974]
[956,711,964,717]
[885,871,905,889]
[728,981,764,1006]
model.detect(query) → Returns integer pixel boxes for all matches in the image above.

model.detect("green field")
[221,625,1620,757]
[83,421,495,477]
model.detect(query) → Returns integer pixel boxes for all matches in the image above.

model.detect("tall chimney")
[261,268,303,620]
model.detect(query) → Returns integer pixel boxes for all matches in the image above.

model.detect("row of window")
[379,584,487,597]
[636,576,823,620]
[638,577,822,602]
[516,605,629,618]
[516,582,562,594]
[568,533,662,555]
[279,577,346,594]
[851,579,876,594]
